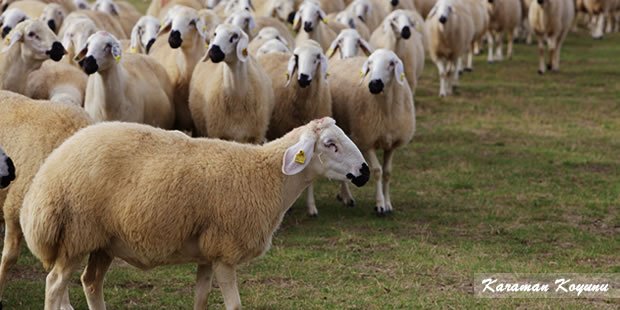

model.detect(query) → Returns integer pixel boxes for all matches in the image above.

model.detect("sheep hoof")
[547,64,552,70]
[336,194,355,207]
[308,212,318,218]
[464,68,473,73]
[538,70,544,75]
[375,206,387,217]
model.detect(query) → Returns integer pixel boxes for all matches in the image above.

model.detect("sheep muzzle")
[391,0,399,6]
[303,21,313,33]
[208,44,225,63]
[79,55,99,75]
[298,73,311,88]
[1,26,10,38]
[401,26,411,39]
[168,30,182,49]
[287,12,296,24]
[47,20,56,32]
[0,156,15,189]
[347,163,370,187]
[439,16,447,24]
[46,41,66,62]
[369,79,384,94]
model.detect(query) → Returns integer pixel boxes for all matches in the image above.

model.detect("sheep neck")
[375,80,400,115]
[222,58,249,95]
[0,44,43,93]
[94,62,128,120]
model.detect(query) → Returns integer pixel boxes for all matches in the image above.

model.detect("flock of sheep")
[0,0,618,308]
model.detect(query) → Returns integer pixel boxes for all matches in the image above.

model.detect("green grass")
[4,25,620,309]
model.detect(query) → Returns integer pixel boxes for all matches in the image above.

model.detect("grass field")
[3,20,619,309]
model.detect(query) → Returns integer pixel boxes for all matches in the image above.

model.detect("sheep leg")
[605,12,613,33]
[537,36,546,74]
[365,149,386,216]
[0,220,22,307]
[214,263,241,310]
[487,32,495,63]
[507,31,514,60]
[306,184,318,217]
[451,60,460,89]
[382,149,395,213]
[436,60,447,97]
[466,46,474,72]
[45,256,81,310]
[337,182,355,207]
[495,32,504,61]
[593,13,605,38]
[81,250,113,310]
[60,290,73,310]
[194,264,214,310]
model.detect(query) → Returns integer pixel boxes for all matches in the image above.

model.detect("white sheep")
[20,117,369,310]
[189,23,274,143]
[347,0,389,31]
[226,9,295,48]
[150,5,211,132]
[0,146,15,189]
[0,20,66,94]
[248,26,290,56]
[487,0,522,62]
[25,60,87,106]
[329,8,372,39]
[372,0,417,12]
[326,28,373,59]
[129,16,160,54]
[529,0,575,74]
[3,0,46,19]
[0,90,91,310]
[293,0,337,50]
[39,3,67,34]
[146,0,203,19]
[370,9,425,94]
[75,31,174,128]
[74,0,90,9]
[257,40,332,216]
[426,0,475,97]
[583,0,617,38]
[328,49,415,215]
[463,0,490,71]
[255,0,297,24]
[0,8,27,39]
[92,0,141,38]
[58,15,99,65]
[256,37,290,55]
[62,9,127,39]
[215,0,255,17]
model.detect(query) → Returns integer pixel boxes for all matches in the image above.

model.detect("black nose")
[303,21,313,33]
[47,19,56,32]
[401,26,411,39]
[79,55,99,75]
[46,41,66,61]
[298,73,311,88]
[145,38,155,54]
[488,0,494,3]
[287,11,296,24]
[1,26,10,38]
[0,156,15,188]
[347,163,370,187]
[209,44,225,63]
[537,0,543,3]
[369,79,384,94]
[391,0,399,6]
[439,16,447,24]
[168,30,182,49]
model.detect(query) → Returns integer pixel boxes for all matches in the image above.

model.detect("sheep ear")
[282,134,316,176]
[111,43,122,62]
[292,12,301,32]
[320,53,328,80]
[248,16,256,33]
[109,2,119,16]
[129,25,141,53]
[358,38,373,56]
[74,43,88,62]
[285,53,297,86]
[319,8,327,24]
[1,29,22,53]
[394,58,405,85]
[158,17,172,36]
[61,31,72,52]
[194,18,208,40]
[236,31,249,62]
[359,59,369,85]
[326,38,340,59]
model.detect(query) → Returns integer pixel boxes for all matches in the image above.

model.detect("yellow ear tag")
[205,42,209,48]
[326,48,333,55]
[242,48,248,57]
[321,18,328,24]
[400,72,405,81]
[294,150,306,164]
[326,72,330,77]
[4,37,9,45]
[114,55,121,63]
[360,70,365,77]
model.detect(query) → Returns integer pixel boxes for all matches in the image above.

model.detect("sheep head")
[130,16,160,54]
[0,147,15,189]
[293,1,327,33]
[285,40,327,88]
[225,9,256,37]
[256,38,289,56]
[39,4,66,33]
[0,7,27,38]
[265,0,296,24]
[360,49,406,94]
[383,9,416,40]
[74,31,122,75]
[203,23,249,63]
[326,28,372,59]
[2,20,66,61]
[160,6,207,49]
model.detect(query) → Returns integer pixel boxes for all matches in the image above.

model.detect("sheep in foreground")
[129,16,160,54]
[1,8,28,38]
[426,0,475,97]
[258,40,332,216]
[0,20,66,94]
[189,24,274,143]
[529,0,575,74]
[25,60,87,106]
[329,49,415,215]
[327,28,373,59]
[20,117,369,310]
[370,9,425,94]
[76,31,174,128]
[150,5,210,132]
[487,0,522,62]
[0,91,91,310]
[293,1,337,50]
[0,146,15,189]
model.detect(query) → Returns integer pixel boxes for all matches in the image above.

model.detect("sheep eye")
[230,33,239,42]
[28,31,36,37]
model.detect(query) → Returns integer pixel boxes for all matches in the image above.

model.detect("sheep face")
[326,29,372,59]
[93,0,120,16]
[384,10,414,39]
[2,20,66,61]
[335,10,359,29]
[0,8,27,38]
[351,0,372,24]
[40,4,65,33]
[74,0,90,9]
[286,41,327,88]
[61,18,98,60]
[0,148,16,189]
[74,31,122,75]
[256,38,289,55]
[282,117,370,187]
[224,0,255,15]
[225,10,256,37]
[434,0,454,24]
[255,27,286,45]
[204,24,249,63]
[160,6,206,49]
[130,16,160,54]
[360,49,406,94]
[267,0,296,24]
[292,1,326,33]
